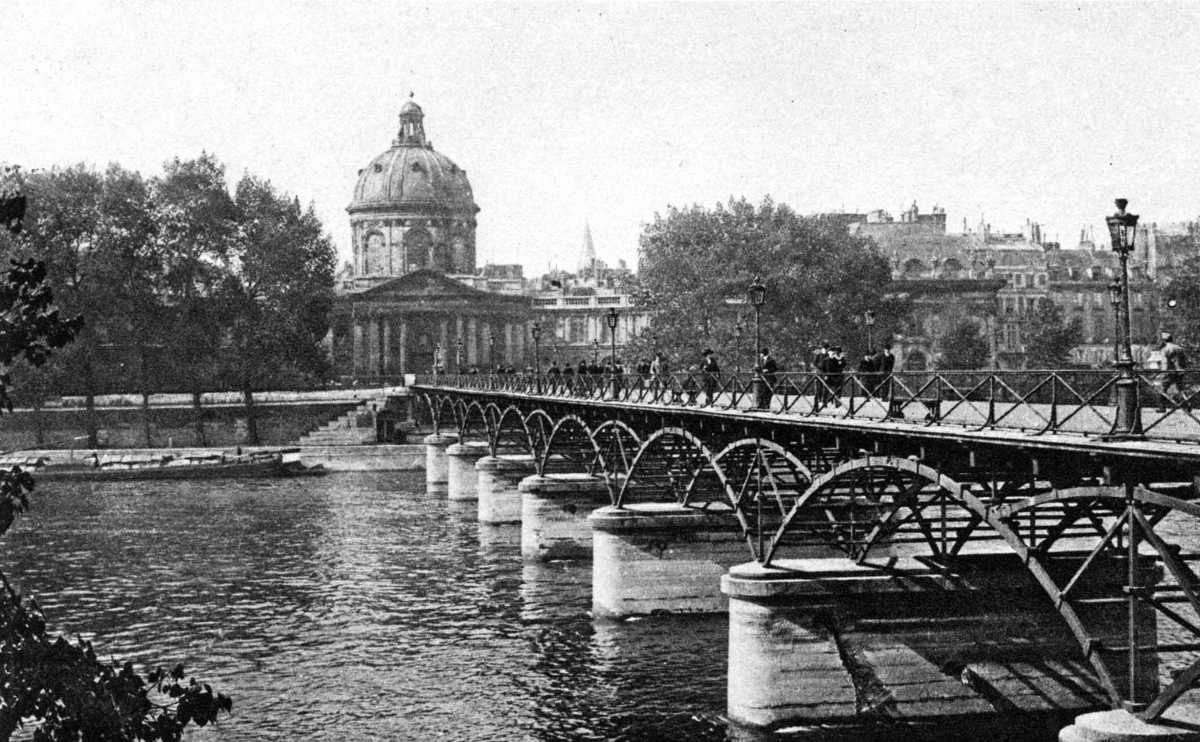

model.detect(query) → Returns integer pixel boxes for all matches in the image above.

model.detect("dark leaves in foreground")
[0,571,232,741]
[0,257,232,739]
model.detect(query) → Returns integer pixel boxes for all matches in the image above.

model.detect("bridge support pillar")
[476,455,536,524]
[518,474,610,561]
[1059,709,1200,742]
[589,503,745,618]
[446,441,489,501]
[722,552,1158,735]
[423,433,459,495]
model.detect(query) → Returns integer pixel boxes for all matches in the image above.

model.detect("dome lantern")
[395,93,426,147]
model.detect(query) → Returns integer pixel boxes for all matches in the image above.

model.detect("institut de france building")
[330,98,531,379]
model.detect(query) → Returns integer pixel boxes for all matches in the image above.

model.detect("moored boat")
[3,448,326,481]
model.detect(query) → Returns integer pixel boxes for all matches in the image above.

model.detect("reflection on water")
[0,472,728,741]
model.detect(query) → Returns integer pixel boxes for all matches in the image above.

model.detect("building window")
[1036,273,1046,287]
[569,317,587,343]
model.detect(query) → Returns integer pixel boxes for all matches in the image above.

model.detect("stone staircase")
[295,396,390,446]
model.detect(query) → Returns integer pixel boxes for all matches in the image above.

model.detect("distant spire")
[581,220,597,273]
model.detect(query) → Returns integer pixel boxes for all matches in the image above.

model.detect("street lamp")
[488,331,496,372]
[749,277,767,408]
[592,338,600,366]
[531,321,542,392]
[1108,279,1123,367]
[433,343,443,378]
[606,307,619,397]
[455,336,464,374]
[1105,198,1143,439]
[865,309,877,352]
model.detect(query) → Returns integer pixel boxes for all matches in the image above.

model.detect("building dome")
[347,97,479,279]
[349,98,477,214]
[350,146,476,213]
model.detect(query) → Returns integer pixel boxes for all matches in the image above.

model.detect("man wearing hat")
[701,348,721,406]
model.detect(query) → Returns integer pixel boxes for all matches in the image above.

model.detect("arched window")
[362,231,386,275]
[940,258,964,278]
[452,236,469,273]
[902,258,926,277]
[432,243,451,272]
[404,228,432,272]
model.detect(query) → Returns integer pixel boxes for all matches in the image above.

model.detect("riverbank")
[9,444,426,473]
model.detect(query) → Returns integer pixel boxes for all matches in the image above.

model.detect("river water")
[5,472,1195,741]
[0,472,731,741]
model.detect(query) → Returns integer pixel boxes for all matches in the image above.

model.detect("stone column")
[476,454,536,524]
[445,440,490,501]
[722,552,1159,733]
[398,318,408,377]
[381,318,392,376]
[352,321,364,376]
[438,319,449,368]
[590,503,746,618]
[518,473,611,561]
[466,317,477,367]
[423,432,459,495]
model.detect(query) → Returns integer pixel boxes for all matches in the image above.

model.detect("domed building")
[348,98,479,279]
[332,97,531,380]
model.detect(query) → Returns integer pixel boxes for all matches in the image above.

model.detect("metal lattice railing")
[414,369,1200,443]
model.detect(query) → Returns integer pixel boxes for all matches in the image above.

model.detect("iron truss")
[414,371,1200,721]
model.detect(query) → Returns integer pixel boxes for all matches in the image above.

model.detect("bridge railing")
[414,368,1200,443]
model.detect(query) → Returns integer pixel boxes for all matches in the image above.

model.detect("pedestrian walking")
[826,346,846,408]
[701,348,721,406]
[857,352,878,398]
[757,347,778,409]
[1161,332,1190,410]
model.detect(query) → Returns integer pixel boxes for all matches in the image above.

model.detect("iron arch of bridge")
[766,455,1200,721]
[615,427,726,510]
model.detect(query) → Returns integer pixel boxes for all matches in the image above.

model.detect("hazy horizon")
[7,1,1200,275]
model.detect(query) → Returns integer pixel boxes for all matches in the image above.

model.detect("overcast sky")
[6,2,1200,274]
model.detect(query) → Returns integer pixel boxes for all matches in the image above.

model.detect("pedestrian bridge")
[411,368,1200,731]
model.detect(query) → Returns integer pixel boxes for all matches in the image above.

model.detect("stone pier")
[518,473,611,561]
[423,433,458,495]
[590,503,746,618]
[722,552,1158,735]
[445,441,489,501]
[476,454,536,524]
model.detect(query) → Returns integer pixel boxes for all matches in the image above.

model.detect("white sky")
[6,2,1200,274]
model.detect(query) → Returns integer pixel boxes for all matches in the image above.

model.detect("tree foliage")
[1024,298,1083,369]
[635,197,905,371]
[937,319,991,370]
[0,192,231,739]
[0,157,337,425]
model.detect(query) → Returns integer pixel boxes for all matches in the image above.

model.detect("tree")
[2,165,159,446]
[219,176,336,443]
[0,188,231,739]
[1166,249,1200,345]
[1024,298,1083,368]
[637,198,905,371]
[937,319,990,370]
[151,155,237,444]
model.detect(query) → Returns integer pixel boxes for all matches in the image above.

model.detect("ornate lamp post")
[606,307,619,397]
[1105,199,1143,439]
[531,321,542,392]
[433,343,443,378]
[455,336,464,374]
[592,338,600,366]
[865,309,876,352]
[749,277,767,408]
[488,331,496,372]
[1108,280,1123,368]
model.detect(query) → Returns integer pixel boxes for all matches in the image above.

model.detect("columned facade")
[332,96,532,379]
